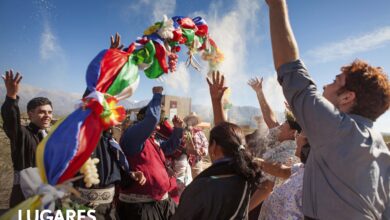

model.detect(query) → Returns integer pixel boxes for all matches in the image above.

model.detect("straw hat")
[183,112,201,127]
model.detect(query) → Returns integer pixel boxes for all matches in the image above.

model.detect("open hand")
[172,115,184,128]
[248,77,263,94]
[110,32,124,50]
[2,70,22,99]
[207,71,228,101]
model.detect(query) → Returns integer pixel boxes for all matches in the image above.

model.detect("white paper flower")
[158,15,175,40]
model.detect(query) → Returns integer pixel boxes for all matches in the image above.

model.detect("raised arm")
[120,87,163,156]
[207,71,228,125]
[267,0,299,70]
[253,157,291,179]
[248,77,279,128]
[267,0,342,146]
[1,70,23,141]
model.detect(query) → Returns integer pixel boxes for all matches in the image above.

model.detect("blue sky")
[1,0,390,132]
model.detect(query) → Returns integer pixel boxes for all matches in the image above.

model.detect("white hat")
[183,112,201,126]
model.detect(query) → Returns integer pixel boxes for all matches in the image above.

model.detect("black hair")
[27,97,52,112]
[287,120,302,133]
[300,143,311,164]
[209,122,262,185]
[285,110,302,133]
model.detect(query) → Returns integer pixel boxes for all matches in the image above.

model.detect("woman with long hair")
[172,72,273,220]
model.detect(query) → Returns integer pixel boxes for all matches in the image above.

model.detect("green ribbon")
[181,28,195,46]
[106,54,140,96]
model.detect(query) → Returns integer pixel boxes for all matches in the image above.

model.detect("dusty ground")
[0,127,12,210]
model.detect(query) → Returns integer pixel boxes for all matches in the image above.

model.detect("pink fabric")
[188,129,208,166]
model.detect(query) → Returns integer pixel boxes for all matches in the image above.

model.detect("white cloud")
[125,0,265,108]
[127,0,176,22]
[207,0,261,85]
[38,18,69,92]
[162,62,191,94]
[40,21,63,60]
[262,75,286,112]
[306,26,390,63]
[151,0,176,21]
[189,0,263,106]
[36,0,63,61]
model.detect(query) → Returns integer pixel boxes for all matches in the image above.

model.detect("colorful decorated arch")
[38,15,224,185]
[2,15,224,219]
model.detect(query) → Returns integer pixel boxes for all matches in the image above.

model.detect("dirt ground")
[0,127,12,210]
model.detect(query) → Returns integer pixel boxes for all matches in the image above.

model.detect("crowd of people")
[1,0,390,219]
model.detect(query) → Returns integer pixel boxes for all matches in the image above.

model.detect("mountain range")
[2,84,390,138]
[0,84,151,116]
[0,83,282,128]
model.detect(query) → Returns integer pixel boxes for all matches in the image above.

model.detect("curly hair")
[339,59,390,121]
[209,122,262,185]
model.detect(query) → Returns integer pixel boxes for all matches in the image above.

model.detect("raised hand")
[2,70,22,99]
[172,115,184,128]
[248,77,264,94]
[206,71,228,102]
[110,32,124,50]
[152,86,164,94]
